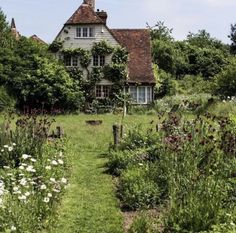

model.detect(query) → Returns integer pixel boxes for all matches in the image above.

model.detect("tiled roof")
[65,4,103,25]
[30,35,47,45]
[111,29,155,84]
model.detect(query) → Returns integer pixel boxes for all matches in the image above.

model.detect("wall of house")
[56,24,119,49]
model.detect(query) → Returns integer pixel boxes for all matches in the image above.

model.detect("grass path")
[47,114,155,233]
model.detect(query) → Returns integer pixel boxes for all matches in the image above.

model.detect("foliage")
[187,30,229,53]
[48,40,64,53]
[108,113,236,232]
[229,23,236,55]
[0,37,83,110]
[91,40,114,55]
[0,114,69,232]
[112,46,129,64]
[0,8,15,48]
[147,21,173,41]
[215,58,236,98]
[0,86,16,112]
[119,166,160,210]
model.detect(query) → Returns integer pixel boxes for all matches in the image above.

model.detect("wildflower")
[51,160,58,166]
[20,178,27,186]
[8,147,13,152]
[30,158,37,163]
[22,154,31,160]
[11,226,16,231]
[58,159,64,165]
[47,193,52,198]
[43,197,50,203]
[12,143,16,146]
[19,166,25,170]
[26,166,36,173]
[1,149,3,152]
[50,178,56,183]
[3,145,9,148]
[18,195,27,201]
[61,178,67,184]
[45,166,52,170]
[25,192,31,197]
[59,151,63,157]
[52,188,60,193]
[3,166,10,169]
[40,184,47,190]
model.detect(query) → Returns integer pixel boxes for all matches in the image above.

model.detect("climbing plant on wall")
[52,40,128,111]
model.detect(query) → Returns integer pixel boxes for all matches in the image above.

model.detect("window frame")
[75,26,95,38]
[129,86,153,104]
[95,85,111,99]
[93,54,106,67]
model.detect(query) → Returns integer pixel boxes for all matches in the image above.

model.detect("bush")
[0,86,15,112]
[119,166,160,210]
[107,149,149,175]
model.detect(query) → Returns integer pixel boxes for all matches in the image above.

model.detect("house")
[55,0,155,104]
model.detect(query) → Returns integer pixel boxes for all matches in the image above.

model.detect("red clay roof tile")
[111,29,155,84]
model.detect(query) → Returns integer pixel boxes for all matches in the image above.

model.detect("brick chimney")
[83,0,95,10]
[96,10,108,25]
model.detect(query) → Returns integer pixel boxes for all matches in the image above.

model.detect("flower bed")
[0,115,69,232]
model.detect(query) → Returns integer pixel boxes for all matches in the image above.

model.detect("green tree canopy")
[229,23,236,55]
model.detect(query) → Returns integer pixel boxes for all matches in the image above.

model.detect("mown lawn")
[45,114,156,233]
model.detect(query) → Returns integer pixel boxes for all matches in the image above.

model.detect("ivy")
[91,40,114,55]
[103,64,127,83]
[112,46,129,64]
[61,48,91,68]
[48,40,64,53]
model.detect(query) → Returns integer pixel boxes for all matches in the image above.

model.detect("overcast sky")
[1,0,235,44]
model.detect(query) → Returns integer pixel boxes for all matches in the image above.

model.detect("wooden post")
[120,124,124,139]
[113,124,120,147]
[56,126,63,138]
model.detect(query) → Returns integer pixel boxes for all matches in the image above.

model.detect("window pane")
[138,87,146,104]
[83,28,88,37]
[103,86,110,98]
[89,27,94,37]
[147,87,152,103]
[93,55,99,66]
[72,57,78,66]
[64,55,71,66]
[96,85,102,98]
[100,55,105,66]
[130,86,137,102]
[76,27,81,37]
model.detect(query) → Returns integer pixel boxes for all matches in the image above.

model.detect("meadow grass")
[46,114,156,233]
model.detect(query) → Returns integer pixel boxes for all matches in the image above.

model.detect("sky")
[0,0,235,44]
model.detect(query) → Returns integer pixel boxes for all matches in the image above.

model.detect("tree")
[0,36,83,110]
[215,58,236,98]
[147,21,173,41]
[187,29,229,53]
[229,23,236,55]
[0,8,14,48]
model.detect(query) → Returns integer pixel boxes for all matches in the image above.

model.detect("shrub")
[119,166,160,210]
[107,149,149,175]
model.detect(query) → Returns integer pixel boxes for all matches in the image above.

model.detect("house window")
[93,55,105,66]
[89,27,94,37]
[64,56,79,67]
[96,85,111,98]
[76,27,95,38]
[64,55,72,66]
[129,86,153,104]
[72,57,78,66]
[83,28,88,37]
